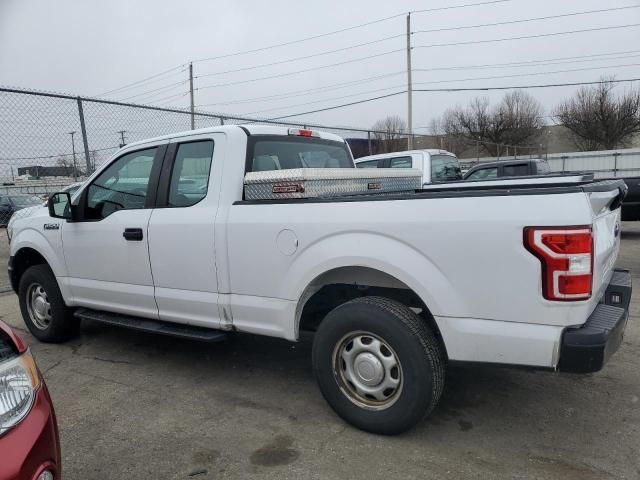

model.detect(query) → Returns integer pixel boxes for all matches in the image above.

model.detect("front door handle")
[123,228,143,241]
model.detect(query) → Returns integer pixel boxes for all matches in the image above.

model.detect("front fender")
[10,226,67,278]
[283,231,466,318]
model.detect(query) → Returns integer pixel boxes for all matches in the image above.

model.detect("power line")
[195,34,404,79]
[413,50,640,72]
[199,50,640,109]
[145,90,190,106]
[117,79,189,102]
[237,62,640,116]
[0,145,120,162]
[97,64,187,97]
[414,23,640,49]
[413,77,640,92]
[411,0,511,15]
[269,91,407,120]
[268,78,640,119]
[196,49,404,91]
[197,72,405,108]
[413,5,640,34]
[242,85,408,116]
[192,0,511,64]
[413,63,640,87]
[196,25,639,92]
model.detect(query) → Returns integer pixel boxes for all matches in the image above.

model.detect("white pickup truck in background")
[7,125,632,434]
[355,149,462,184]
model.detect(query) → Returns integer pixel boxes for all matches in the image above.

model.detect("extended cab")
[7,126,632,434]
[355,149,462,184]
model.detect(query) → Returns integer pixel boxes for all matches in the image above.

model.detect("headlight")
[0,350,40,436]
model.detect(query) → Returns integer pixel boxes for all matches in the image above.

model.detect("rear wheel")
[312,296,445,435]
[18,264,80,343]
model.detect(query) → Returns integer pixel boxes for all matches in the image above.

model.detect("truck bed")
[238,176,627,205]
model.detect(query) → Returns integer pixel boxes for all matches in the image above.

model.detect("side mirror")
[47,192,73,220]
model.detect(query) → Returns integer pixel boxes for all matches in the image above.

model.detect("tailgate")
[585,180,627,303]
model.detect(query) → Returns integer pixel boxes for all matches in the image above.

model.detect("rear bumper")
[558,269,632,373]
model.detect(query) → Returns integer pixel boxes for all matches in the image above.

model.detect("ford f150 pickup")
[7,125,632,434]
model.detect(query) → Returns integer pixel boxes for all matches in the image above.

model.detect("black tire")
[18,264,80,343]
[312,296,445,435]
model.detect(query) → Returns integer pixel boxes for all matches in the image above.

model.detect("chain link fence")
[0,86,629,289]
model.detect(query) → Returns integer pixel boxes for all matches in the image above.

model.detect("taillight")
[524,226,593,301]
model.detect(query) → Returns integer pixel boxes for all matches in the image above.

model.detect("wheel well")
[297,267,446,355]
[10,248,48,293]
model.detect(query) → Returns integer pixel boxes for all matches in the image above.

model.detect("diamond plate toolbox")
[244,168,422,200]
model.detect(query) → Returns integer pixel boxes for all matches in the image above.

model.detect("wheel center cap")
[34,297,47,316]
[354,352,384,386]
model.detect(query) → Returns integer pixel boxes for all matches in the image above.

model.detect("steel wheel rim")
[332,331,403,411]
[26,283,52,330]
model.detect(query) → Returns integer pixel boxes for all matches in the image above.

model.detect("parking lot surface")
[0,224,639,479]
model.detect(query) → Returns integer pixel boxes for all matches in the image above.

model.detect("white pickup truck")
[7,125,632,434]
[355,148,462,185]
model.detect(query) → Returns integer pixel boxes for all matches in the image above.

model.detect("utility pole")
[406,13,413,150]
[189,62,195,130]
[69,131,78,181]
[118,130,127,148]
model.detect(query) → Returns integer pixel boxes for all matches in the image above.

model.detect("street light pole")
[69,131,78,181]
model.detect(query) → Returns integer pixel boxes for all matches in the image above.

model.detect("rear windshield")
[431,154,462,181]
[248,137,353,172]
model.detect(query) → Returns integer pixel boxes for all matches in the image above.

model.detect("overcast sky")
[1,0,639,132]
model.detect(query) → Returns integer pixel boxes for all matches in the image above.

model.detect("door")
[61,144,165,318]
[147,135,224,328]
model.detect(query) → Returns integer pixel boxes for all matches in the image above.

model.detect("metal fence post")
[219,116,225,126]
[613,152,619,177]
[367,131,372,155]
[77,97,92,175]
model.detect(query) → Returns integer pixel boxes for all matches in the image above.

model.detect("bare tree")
[554,78,640,151]
[428,117,469,156]
[56,155,82,177]
[371,115,407,153]
[439,91,544,156]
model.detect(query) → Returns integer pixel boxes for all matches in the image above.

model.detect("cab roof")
[119,125,346,151]
[354,149,456,163]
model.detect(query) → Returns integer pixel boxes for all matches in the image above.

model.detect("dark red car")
[0,320,61,480]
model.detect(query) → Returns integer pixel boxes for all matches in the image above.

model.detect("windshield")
[431,154,462,181]
[10,195,41,207]
[248,137,353,172]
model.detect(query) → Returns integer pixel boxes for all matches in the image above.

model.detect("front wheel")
[18,264,80,343]
[312,297,445,435]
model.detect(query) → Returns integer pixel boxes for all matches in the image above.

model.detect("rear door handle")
[123,228,143,241]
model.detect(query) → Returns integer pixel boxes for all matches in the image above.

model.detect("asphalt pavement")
[0,224,639,479]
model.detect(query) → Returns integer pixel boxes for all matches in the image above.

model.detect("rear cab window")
[465,167,498,181]
[502,163,529,177]
[431,154,461,181]
[389,156,413,168]
[247,136,354,173]
[356,159,380,169]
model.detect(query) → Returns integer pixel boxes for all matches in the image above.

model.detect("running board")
[74,308,228,343]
